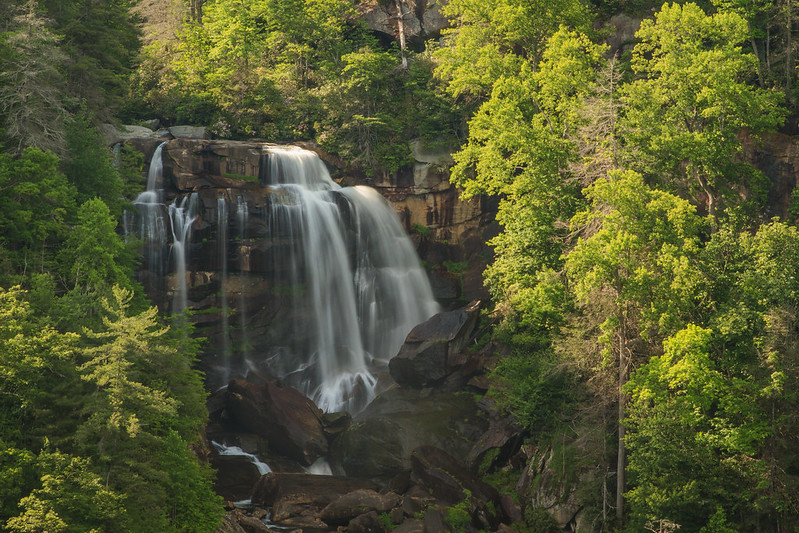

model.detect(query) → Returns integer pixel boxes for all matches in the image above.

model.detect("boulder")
[251,472,377,509]
[347,510,387,533]
[210,454,263,502]
[329,388,487,480]
[389,300,481,387]
[410,445,504,526]
[225,379,327,466]
[320,489,401,526]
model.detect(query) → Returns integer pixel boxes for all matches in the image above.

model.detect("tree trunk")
[616,314,629,525]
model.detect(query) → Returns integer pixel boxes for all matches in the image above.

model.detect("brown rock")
[320,489,401,526]
[392,518,425,533]
[226,379,327,465]
[252,472,377,509]
[347,510,388,533]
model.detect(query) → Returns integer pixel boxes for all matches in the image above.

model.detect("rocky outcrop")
[358,0,450,48]
[389,300,481,387]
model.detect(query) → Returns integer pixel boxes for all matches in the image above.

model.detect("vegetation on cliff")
[1,0,799,531]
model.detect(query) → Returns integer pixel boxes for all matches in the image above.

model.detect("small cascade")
[169,193,199,316]
[235,196,250,362]
[211,441,271,476]
[134,142,169,291]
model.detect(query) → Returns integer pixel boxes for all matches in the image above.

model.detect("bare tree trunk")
[395,0,408,69]
[616,310,629,525]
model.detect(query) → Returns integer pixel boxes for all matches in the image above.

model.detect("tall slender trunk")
[616,319,628,525]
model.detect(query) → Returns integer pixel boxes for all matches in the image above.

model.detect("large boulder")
[389,300,481,387]
[252,472,377,511]
[320,489,401,527]
[225,379,327,466]
[328,387,487,479]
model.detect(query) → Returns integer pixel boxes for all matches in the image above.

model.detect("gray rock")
[389,300,481,387]
[169,125,209,139]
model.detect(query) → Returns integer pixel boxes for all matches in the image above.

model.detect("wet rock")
[320,489,401,526]
[225,379,327,466]
[389,300,481,387]
[210,454,262,502]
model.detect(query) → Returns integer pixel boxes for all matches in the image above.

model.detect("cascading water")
[136,142,439,413]
[134,142,168,292]
[258,147,439,412]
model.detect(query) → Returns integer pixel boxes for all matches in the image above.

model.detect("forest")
[1,0,799,531]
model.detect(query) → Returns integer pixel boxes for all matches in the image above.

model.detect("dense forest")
[1,0,799,531]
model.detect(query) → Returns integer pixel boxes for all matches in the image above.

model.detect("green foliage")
[621,2,785,220]
[6,448,123,533]
[63,114,124,216]
[0,147,76,256]
[444,490,473,532]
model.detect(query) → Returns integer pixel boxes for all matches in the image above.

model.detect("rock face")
[358,0,450,48]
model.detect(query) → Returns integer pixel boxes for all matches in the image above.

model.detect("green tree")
[434,0,592,100]
[0,147,76,269]
[621,2,785,223]
[6,449,123,533]
[62,115,124,216]
[565,170,704,524]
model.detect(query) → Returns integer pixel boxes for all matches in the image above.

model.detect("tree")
[6,449,123,533]
[0,0,71,154]
[621,2,785,223]
[433,0,592,100]
[565,170,704,524]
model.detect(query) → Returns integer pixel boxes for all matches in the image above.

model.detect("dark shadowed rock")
[329,388,487,480]
[348,510,387,533]
[225,379,327,466]
[252,472,377,509]
[410,445,505,527]
[210,454,263,501]
[320,489,401,526]
[393,518,424,533]
[389,300,481,387]
[215,512,247,533]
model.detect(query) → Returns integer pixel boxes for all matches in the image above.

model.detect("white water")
[169,193,199,315]
[261,147,439,412]
[218,198,231,384]
[211,441,271,476]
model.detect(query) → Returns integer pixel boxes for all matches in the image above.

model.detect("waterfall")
[259,147,439,412]
[134,142,168,292]
[169,193,199,316]
[135,142,439,413]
